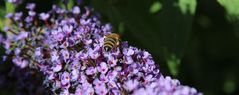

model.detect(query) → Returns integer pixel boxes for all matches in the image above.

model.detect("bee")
[103,33,120,52]
[86,59,97,67]
[121,88,128,95]
[116,83,128,95]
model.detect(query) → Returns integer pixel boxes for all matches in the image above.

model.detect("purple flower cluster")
[132,76,200,95]
[0,2,202,95]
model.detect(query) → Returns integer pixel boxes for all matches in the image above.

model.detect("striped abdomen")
[103,33,120,52]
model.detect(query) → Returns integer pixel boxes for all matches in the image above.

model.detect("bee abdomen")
[103,40,115,52]
[103,33,120,52]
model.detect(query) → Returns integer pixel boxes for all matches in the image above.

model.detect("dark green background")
[0,0,239,95]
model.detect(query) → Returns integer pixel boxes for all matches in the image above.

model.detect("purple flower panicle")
[0,2,202,95]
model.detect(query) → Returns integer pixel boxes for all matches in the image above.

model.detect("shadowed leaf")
[149,1,162,14]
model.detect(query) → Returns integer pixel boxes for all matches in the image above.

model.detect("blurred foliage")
[223,77,236,94]
[5,2,15,13]
[165,52,181,76]
[149,1,162,14]
[0,2,13,31]
[217,0,239,20]
[59,0,74,10]
[0,2,6,31]
[217,0,239,40]
[178,0,196,15]
[0,0,239,95]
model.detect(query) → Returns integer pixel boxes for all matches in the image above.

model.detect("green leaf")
[218,0,239,38]
[217,0,239,17]
[177,0,197,15]
[218,0,239,20]
[149,1,162,14]
[0,19,5,31]
[68,0,74,10]
[118,22,125,34]
[223,78,236,94]
[0,8,6,31]
[5,2,15,13]
[59,0,74,10]
[0,8,5,17]
[164,48,181,76]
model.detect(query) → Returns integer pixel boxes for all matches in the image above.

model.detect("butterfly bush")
[0,2,202,95]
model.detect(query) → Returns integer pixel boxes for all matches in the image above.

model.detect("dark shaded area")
[180,0,239,95]
[90,0,194,76]
[0,60,50,95]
